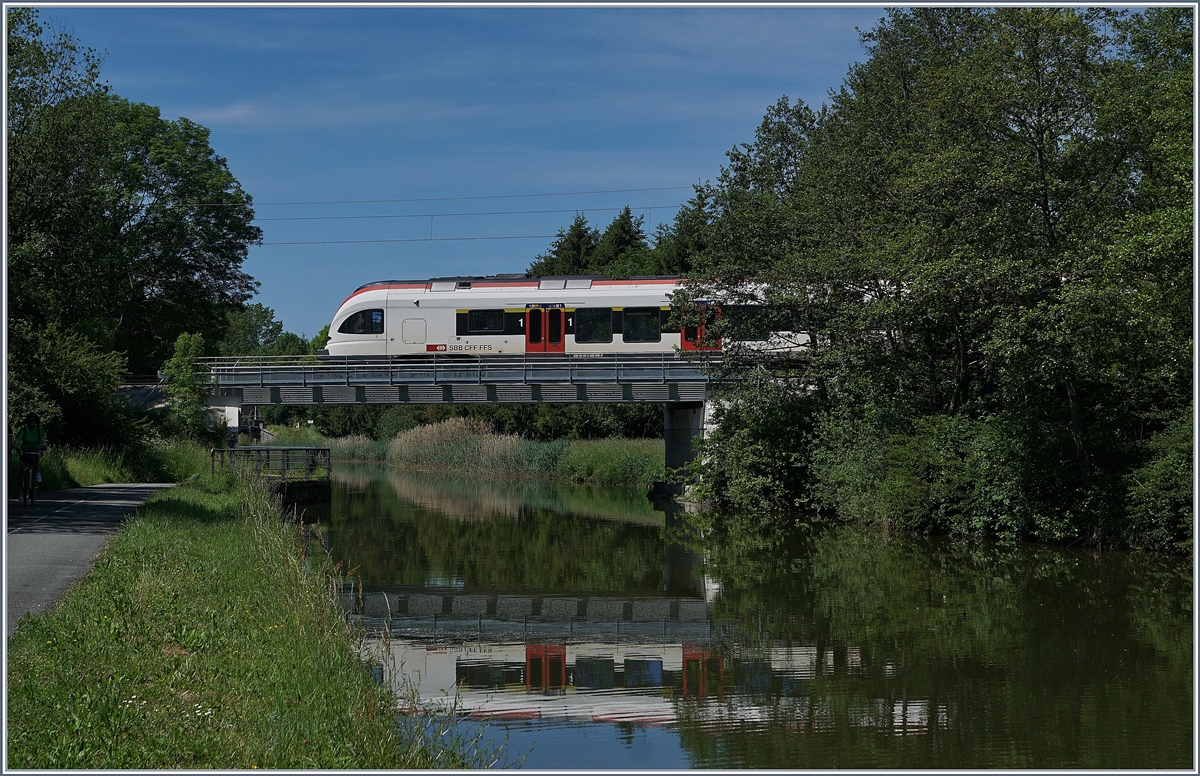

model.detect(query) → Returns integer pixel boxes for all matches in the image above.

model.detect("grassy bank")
[313,418,665,492]
[6,470,470,768]
[6,438,210,495]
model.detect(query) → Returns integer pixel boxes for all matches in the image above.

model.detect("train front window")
[468,309,505,333]
[623,308,661,342]
[337,309,384,335]
[575,307,612,343]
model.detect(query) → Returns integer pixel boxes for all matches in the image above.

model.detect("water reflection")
[327,464,1192,769]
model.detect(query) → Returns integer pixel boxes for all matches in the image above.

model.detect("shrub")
[689,380,819,512]
[1122,407,1192,552]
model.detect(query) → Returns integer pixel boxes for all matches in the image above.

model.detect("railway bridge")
[200,352,719,472]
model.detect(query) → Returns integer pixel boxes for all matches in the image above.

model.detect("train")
[320,274,806,358]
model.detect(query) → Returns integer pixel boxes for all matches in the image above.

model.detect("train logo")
[426,344,448,352]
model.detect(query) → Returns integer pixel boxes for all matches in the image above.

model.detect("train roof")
[349,274,681,294]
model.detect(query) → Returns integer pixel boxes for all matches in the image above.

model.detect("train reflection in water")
[374,632,948,735]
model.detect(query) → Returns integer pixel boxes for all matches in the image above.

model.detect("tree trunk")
[1065,375,1090,479]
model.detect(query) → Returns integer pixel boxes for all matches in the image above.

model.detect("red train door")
[680,305,720,352]
[682,646,723,698]
[526,643,566,690]
[526,308,565,353]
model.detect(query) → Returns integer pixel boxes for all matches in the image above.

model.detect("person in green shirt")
[12,413,47,506]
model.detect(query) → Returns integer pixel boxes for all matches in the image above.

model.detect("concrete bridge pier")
[206,393,241,443]
[664,402,706,471]
[657,399,715,500]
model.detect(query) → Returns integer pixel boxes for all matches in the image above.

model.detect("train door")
[525,307,565,354]
[682,646,723,698]
[525,643,566,691]
[385,289,414,355]
[680,305,720,352]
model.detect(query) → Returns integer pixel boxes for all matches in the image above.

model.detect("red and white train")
[321,274,807,357]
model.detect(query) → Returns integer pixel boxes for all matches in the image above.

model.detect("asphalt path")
[6,483,174,637]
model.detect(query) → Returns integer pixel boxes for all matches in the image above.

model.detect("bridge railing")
[197,352,720,387]
[210,446,331,481]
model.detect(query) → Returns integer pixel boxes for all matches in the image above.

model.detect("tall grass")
[7,438,211,494]
[6,470,474,768]
[263,425,327,447]
[326,434,389,462]
[386,418,664,491]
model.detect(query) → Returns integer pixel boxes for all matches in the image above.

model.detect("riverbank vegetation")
[291,418,665,492]
[660,9,1191,551]
[6,469,470,768]
[6,438,210,495]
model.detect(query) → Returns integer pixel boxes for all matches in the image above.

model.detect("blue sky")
[53,6,885,338]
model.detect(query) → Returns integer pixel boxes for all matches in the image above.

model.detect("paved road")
[6,483,174,636]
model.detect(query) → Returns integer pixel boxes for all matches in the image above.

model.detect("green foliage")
[7,9,261,374]
[293,402,663,443]
[308,324,331,355]
[690,380,819,514]
[674,9,1191,549]
[264,425,326,447]
[7,438,212,495]
[7,319,130,445]
[527,204,701,279]
[527,214,599,276]
[325,435,389,462]
[1122,406,1193,552]
[555,438,665,492]
[162,333,216,442]
[219,303,283,356]
[6,473,469,768]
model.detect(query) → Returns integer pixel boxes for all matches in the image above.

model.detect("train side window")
[338,309,384,335]
[623,307,661,342]
[575,307,613,343]
[467,309,505,333]
[728,305,768,341]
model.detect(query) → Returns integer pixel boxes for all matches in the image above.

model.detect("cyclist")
[12,412,47,506]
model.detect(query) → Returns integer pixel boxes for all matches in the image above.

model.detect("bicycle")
[18,450,41,506]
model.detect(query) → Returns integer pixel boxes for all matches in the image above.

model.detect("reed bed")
[385,417,664,492]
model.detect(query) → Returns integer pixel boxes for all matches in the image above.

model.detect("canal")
[318,463,1192,769]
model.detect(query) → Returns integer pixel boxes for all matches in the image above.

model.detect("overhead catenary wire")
[187,185,697,208]
[260,235,561,246]
[254,204,684,222]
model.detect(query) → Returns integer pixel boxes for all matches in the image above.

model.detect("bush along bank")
[6,469,473,768]
[318,418,666,493]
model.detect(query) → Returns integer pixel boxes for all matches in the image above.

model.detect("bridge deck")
[201,353,718,405]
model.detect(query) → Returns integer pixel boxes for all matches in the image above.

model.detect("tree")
[219,303,284,356]
[527,214,599,276]
[161,333,211,441]
[8,9,262,374]
[6,320,127,445]
[683,9,1192,548]
[590,206,652,277]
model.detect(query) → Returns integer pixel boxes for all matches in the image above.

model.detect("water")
[322,463,1193,769]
